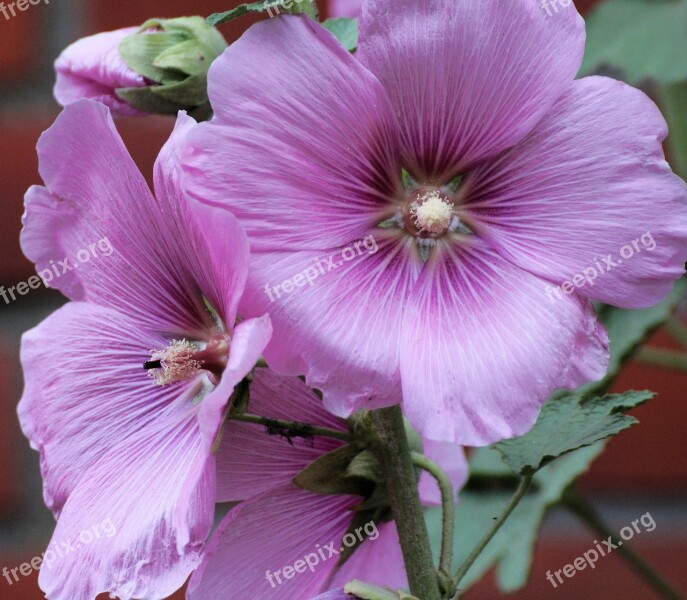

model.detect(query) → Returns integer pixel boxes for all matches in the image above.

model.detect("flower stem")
[563,489,682,600]
[453,473,534,596]
[412,451,455,577]
[370,406,442,600]
[227,413,352,442]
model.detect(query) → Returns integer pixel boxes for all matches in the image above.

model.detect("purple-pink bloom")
[187,369,467,599]
[181,0,687,445]
[19,100,271,600]
[54,28,147,117]
[329,0,361,18]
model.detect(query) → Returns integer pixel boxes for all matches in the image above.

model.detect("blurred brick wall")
[2,1,686,599]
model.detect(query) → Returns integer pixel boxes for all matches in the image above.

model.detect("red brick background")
[1,1,685,599]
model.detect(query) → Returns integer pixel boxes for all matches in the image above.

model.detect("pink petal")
[38,405,214,600]
[197,316,273,449]
[54,27,146,117]
[181,15,402,252]
[239,236,419,417]
[21,101,249,334]
[154,111,250,328]
[18,302,183,514]
[216,369,347,501]
[400,241,609,445]
[330,520,407,591]
[188,485,358,599]
[357,0,585,179]
[329,0,362,18]
[463,76,687,309]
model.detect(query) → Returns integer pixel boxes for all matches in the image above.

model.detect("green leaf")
[581,0,687,85]
[322,17,359,52]
[581,279,686,396]
[207,0,316,25]
[494,390,653,475]
[427,443,605,594]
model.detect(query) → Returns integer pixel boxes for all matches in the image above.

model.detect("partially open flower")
[54,17,227,118]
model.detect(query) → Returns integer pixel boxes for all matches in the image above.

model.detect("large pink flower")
[180,0,687,445]
[187,369,467,599]
[19,100,271,600]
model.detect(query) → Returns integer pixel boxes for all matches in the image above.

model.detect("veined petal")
[197,316,273,450]
[239,236,420,416]
[38,407,214,600]
[188,485,358,600]
[216,369,346,502]
[21,101,249,335]
[330,520,406,591]
[357,0,585,180]
[181,15,402,251]
[463,77,687,309]
[400,242,609,445]
[18,302,183,514]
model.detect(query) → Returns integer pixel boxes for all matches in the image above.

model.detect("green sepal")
[346,449,382,482]
[118,16,227,115]
[293,444,373,497]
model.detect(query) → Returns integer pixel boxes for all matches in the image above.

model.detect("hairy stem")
[453,473,534,596]
[412,451,456,578]
[371,406,442,600]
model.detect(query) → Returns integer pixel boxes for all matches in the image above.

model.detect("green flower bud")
[117,16,227,119]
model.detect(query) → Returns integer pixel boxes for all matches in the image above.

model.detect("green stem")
[371,406,442,600]
[412,451,456,577]
[227,413,352,442]
[564,489,682,600]
[634,347,687,371]
[453,473,534,596]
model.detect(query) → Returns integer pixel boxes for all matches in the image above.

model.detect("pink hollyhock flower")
[329,0,362,18]
[19,100,272,600]
[180,0,687,445]
[187,369,467,599]
[54,28,147,116]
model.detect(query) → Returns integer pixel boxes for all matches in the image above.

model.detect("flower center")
[410,191,454,236]
[144,333,230,386]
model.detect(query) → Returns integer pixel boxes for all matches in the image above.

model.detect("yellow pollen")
[411,192,453,234]
[147,339,202,386]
